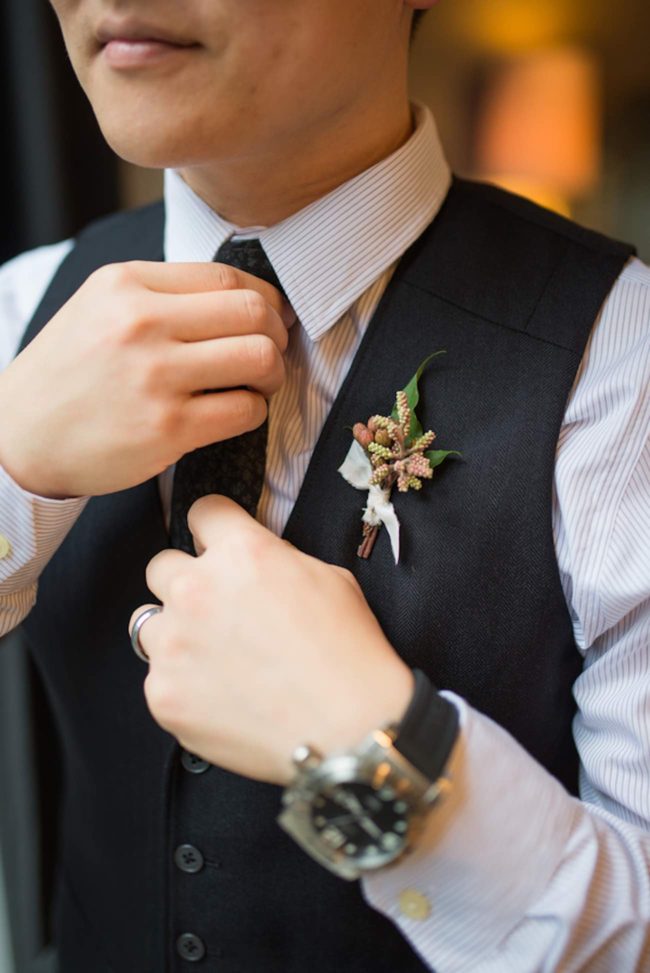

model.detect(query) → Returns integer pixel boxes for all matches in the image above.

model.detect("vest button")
[181,750,211,774]
[174,843,205,874]
[176,933,206,962]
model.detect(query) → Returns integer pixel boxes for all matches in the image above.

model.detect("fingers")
[179,388,268,451]
[174,334,286,398]
[145,549,193,601]
[118,283,289,401]
[187,494,263,552]
[122,260,293,324]
[159,289,290,350]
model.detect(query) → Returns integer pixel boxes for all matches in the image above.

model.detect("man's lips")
[101,38,198,68]
[96,19,200,67]
[96,18,197,47]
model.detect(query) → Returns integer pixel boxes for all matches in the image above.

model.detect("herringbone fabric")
[169,238,284,553]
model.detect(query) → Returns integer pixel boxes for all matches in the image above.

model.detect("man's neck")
[179,99,414,228]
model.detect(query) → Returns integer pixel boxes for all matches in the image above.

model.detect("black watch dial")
[310,781,409,861]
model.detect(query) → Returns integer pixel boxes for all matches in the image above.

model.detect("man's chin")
[96,120,214,171]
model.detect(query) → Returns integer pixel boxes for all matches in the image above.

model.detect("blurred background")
[1,1,649,971]
[412,0,650,257]
[2,0,649,269]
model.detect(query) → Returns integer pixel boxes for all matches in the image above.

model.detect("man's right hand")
[0,260,293,499]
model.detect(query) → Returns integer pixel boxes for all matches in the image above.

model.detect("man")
[0,1,648,970]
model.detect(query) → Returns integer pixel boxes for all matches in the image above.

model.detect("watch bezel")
[278,730,442,881]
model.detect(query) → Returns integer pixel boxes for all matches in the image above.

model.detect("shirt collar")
[164,104,451,342]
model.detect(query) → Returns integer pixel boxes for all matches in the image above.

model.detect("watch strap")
[393,670,459,782]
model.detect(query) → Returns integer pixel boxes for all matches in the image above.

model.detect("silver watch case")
[278,729,444,881]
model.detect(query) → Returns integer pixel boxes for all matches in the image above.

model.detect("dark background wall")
[0,3,119,971]
[1,0,118,264]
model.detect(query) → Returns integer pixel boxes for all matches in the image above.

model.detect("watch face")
[309,781,409,863]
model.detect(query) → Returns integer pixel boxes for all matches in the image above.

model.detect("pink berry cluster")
[352,390,436,493]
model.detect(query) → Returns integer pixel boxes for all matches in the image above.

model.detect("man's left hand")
[130,496,414,785]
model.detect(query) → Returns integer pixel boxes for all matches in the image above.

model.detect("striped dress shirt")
[0,105,649,971]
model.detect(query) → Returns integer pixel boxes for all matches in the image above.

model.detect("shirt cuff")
[361,692,577,972]
[0,463,88,595]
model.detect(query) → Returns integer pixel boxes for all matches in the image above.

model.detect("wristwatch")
[277,671,459,881]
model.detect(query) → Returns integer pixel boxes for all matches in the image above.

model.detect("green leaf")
[410,416,424,441]
[392,351,446,440]
[425,449,461,469]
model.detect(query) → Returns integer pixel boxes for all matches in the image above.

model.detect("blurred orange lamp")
[475,47,602,215]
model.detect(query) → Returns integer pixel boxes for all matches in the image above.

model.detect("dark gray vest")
[19,180,634,972]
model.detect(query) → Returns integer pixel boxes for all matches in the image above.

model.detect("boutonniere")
[338,352,459,563]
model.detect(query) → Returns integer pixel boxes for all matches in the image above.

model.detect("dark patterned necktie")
[169,238,284,554]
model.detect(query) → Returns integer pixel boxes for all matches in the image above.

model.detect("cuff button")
[0,535,12,560]
[398,889,431,921]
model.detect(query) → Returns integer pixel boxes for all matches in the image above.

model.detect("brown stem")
[356,471,398,560]
[357,524,380,559]
[385,471,398,490]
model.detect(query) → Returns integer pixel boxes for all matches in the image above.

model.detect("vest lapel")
[283,259,450,567]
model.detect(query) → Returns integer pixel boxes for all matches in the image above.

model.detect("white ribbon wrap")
[338,440,401,564]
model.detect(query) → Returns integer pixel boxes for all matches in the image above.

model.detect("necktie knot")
[214,238,285,297]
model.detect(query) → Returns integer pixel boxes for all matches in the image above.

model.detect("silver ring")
[130,606,162,662]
